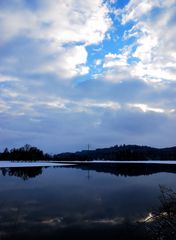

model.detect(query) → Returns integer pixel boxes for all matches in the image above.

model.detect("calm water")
[0,164,176,240]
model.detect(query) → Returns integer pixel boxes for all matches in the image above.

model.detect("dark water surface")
[0,165,176,240]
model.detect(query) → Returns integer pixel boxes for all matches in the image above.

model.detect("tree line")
[0,144,52,161]
[0,144,176,161]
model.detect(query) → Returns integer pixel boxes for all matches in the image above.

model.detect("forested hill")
[1,144,176,161]
[54,145,176,161]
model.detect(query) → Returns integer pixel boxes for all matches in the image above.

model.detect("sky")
[0,0,176,153]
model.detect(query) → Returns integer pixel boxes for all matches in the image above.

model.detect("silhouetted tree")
[0,145,46,161]
[0,148,10,160]
[145,186,176,240]
[1,144,176,161]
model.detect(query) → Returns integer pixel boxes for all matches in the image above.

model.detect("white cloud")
[128,103,165,113]
[133,32,158,63]
[38,45,89,79]
[0,0,111,79]
[0,74,19,82]
[103,52,128,68]
[121,0,175,24]
[104,68,132,83]
[77,99,121,111]
[121,0,156,24]
[0,7,37,43]
[0,0,111,45]
[95,59,102,66]
[39,97,69,110]
[93,51,131,83]
[107,0,176,84]
[0,88,19,98]
[38,98,121,113]
[36,0,112,45]
[0,100,10,113]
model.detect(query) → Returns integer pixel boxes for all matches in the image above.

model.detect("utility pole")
[87,169,90,179]
[87,144,90,179]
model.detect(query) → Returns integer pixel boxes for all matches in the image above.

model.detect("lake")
[0,162,176,240]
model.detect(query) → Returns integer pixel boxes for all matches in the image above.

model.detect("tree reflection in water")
[0,167,44,180]
[1,163,176,180]
[62,163,176,177]
[0,165,176,240]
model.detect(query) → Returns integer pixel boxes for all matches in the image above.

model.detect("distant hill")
[1,144,176,161]
[53,144,176,161]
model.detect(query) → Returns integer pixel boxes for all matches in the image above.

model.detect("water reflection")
[0,167,44,180]
[0,166,176,239]
[1,163,176,180]
[0,201,148,240]
[60,163,176,178]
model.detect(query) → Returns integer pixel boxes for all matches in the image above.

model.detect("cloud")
[0,74,19,82]
[0,0,176,152]
[0,87,175,152]
[94,0,176,94]
[99,107,176,148]
[38,45,89,79]
[0,0,111,79]
[103,53,128,68]
[121,0,176,83]
[0,0,111,45]
[121,0,155,24]
[95,59,102,66]
[128,103,171,113]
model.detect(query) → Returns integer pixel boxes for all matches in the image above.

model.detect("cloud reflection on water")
[0,166,176,239]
